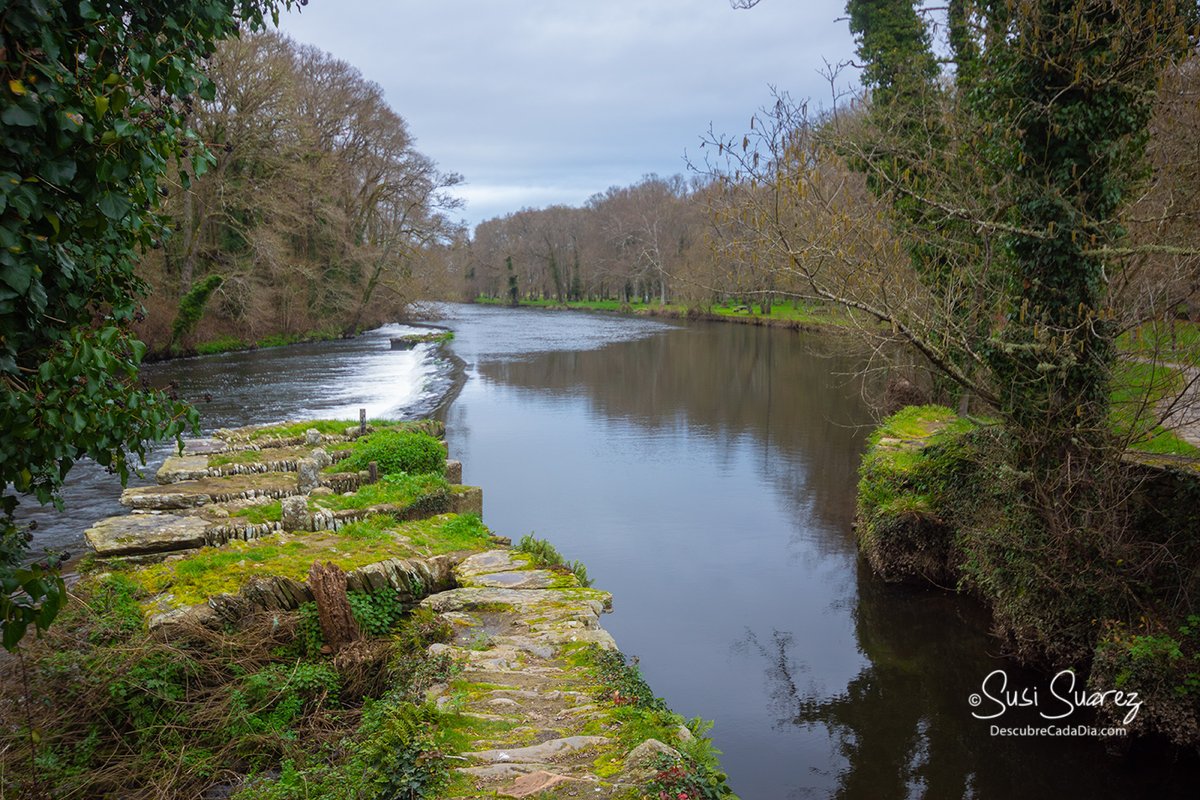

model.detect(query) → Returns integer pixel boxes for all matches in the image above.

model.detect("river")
[17,303,1200,799]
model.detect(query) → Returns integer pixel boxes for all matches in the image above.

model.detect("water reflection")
[735,561,1200,799]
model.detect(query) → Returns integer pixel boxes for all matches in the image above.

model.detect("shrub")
[338,431,446,477]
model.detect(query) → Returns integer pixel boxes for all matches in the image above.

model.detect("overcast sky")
[280,1,859,230]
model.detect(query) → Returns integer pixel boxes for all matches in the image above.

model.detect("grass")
[513,533,593,587]
[195,335,249,355]
[1110,360,1200,457]
[192,328,345,357]
[1118,319,1200,363]
[310,472,449,512]
[474,295,855,328]
[209,446,311,467]
[231,500,282,524]
[246,418,442,442]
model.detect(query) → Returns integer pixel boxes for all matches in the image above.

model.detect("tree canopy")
[0,0,294,650]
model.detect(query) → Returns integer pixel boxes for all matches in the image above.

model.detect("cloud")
[280,0,857,227]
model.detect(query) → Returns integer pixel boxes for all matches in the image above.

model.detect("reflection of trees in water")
[735,561,1200,800]
[478,320,872,540]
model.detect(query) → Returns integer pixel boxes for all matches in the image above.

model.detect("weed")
[514,533,594,587]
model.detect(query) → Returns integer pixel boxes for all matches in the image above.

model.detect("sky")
[279,1,859,230]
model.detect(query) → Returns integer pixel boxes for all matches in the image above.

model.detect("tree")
[0,0,294,650]
[712,0,1200,660]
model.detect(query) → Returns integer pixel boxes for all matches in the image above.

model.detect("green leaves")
[1,104,38,127]
[0,0,295,651]
[97,192,131,220]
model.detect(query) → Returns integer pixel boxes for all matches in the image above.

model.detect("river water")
[17,303,1200,799]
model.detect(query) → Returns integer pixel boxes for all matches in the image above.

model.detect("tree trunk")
[308,561,360,652]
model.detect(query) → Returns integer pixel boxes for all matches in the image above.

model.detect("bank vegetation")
[135,30,463,357]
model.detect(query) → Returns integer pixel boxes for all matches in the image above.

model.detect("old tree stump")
[308,561,360,652]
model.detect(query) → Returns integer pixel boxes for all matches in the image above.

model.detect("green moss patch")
[242,418,443,442]
[230,500,282,524]
[133,514,490,610]
[311,472,449,512]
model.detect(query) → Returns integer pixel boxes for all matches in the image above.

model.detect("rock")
[444,459,463,483]
[120,487,211,510]
[457,549,522,576]
[296,458,320,493]
[310,447,332,469]
[457,764,544,781]
[464,736,611,764]
[304,428,322,446]
[675,724,695,743]
[156,455,212,484]
[502,770,579,798]
[622,738,682,783]
[181,438,228,455]
[84,514,209,557]
[463,569,561,591]
[145,598,218,630]
[281,496,308,531]
[310,486,334,496]
[449,486,483,516]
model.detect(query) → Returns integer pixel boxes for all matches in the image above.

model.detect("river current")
[16,303,1200,799]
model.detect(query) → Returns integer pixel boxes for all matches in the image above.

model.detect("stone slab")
[84,513,209,557]
[465,570,559,590]
[156,455,212,484]
[181,438,229,455]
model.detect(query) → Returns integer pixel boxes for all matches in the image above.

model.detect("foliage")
[169,273,223,350]
[513,533,594,587]
[588,646,668,711]
[335,429,447,477]
[1091,615,1200,744]
[136,29,463,352]
[347,588,407,638]
[0,0,305,650]
[580,646,735,798]
[0,568,459,799]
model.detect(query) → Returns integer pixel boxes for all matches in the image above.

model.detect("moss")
[231,500,282,524]
[244,418,443,442]
[133,514,490,610]
[310,472,449,512]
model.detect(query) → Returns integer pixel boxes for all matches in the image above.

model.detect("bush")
[338,431,446,477]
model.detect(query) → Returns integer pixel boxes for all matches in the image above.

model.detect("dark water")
[18,304,1200,798]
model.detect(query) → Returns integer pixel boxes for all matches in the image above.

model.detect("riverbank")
[472,295,859,335]
[856,405,1200,751]
[1,418,734,799]
[142,321,456,363]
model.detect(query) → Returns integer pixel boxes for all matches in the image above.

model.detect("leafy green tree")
[0,0,295,650]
